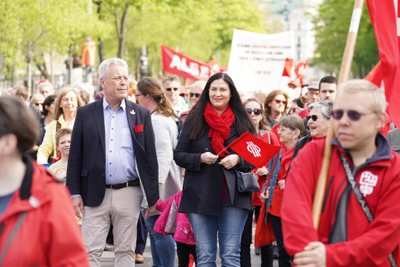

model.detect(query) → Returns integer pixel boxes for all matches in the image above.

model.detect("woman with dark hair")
[264,90,289,129]
[241,98,279,267]
[174,73,255,266]
[136,77,182,267]
[261,114,305,267]
[41,94,57,127]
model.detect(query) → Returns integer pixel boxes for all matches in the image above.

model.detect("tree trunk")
[117,4,130,58]
[95,0,104,62]
[36,61,49,80]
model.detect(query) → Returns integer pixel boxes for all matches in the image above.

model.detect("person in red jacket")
[0,96,88,266]
[241,97,280,267]
[281,80,400,267]
[262,114,306,267]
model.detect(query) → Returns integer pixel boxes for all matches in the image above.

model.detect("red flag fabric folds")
[366,0,400,127]
[228,132,281,168]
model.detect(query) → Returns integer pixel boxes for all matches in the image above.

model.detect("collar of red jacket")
[332,133,393,168]
[0,156,54,222]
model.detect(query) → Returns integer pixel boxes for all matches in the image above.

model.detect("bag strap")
[340,154,397,267]
[0,212,28,264]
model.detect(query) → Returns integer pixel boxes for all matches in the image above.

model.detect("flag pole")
[312,0,365,229]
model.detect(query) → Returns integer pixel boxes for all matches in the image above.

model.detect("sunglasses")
[246,108,262,116]
[306,115,319,122]
[274,99,287,105]
[165,87,179,92]
[331,109,375,121]
[190,93,201,98]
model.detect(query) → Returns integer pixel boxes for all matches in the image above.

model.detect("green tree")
[0,0,109,84]
[313,0,378,77]
[122,0,266,76]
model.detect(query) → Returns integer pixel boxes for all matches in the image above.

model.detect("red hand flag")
[227,132,281,168]
[282,58,295,77]
[366,0,400,127]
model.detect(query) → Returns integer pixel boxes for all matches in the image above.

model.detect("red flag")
[282,58,294,77]
[227,132,281,168]
[365,61,383,87]
[161,45,223,80]
[294,60,308,87]
[367,0,400,128]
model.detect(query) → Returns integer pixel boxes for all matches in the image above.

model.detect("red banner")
[161,45,221,80]
[367,0,400,127]
[228,132,281,168]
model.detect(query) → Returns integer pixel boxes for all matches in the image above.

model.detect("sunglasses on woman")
[165,87,179,92]
[331,109,375,121]
[274,99,287,105]
[190,93,201,98]
[306,115,319,122]
[245,108,262,116]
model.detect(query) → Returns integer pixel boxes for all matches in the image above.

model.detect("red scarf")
[204,102,235,158]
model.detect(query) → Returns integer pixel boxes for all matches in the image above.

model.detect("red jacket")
[268,145,294,217]
[0,158,88,266]
[253,130,280,207]
[281,135,400,267]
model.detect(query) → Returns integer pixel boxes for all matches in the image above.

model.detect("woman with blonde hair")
[136,77,181,267]
[37,86,84,164]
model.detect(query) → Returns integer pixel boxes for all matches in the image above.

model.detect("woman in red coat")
[262,114,306,267]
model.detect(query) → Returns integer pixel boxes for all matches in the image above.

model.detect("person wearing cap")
[281,80,400,267]
[162,75,189,118]
[387,128,400,154]
[304,81,320,106]
[319,76,337,100]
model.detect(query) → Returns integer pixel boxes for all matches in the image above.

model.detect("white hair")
[337,79,387,113]
[98,58,128,81]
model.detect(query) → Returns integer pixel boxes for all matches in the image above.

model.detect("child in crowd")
[48,128,72,183]
[154,191,197,267]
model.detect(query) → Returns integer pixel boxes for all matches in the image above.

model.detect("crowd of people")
[1,57,400,267]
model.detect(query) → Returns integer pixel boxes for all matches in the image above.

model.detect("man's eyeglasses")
[190,93,201,98]
[331,109,374,121]
[306,115,319,122]
[274,99,287,105]
[135,93,143,98]
[165,87,179,92]
[245,108,262,116]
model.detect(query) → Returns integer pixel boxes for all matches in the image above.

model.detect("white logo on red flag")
[246,141,261,157]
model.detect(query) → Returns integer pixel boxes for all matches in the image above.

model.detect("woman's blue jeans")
[144,214,176,267]
[188,206,248,267]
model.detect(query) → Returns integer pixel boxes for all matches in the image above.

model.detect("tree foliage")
[0,0,110,79]
[313,0,378,77]
[0,0,267,81]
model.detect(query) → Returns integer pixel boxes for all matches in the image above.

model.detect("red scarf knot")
[204,102,235,158]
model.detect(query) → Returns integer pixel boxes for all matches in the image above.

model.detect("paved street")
[100,240,279,266]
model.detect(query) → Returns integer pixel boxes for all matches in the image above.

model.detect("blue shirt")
[103,98,138,184]
[0,192,14,215]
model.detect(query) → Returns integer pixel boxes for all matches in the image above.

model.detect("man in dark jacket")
[66,58,159,266]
